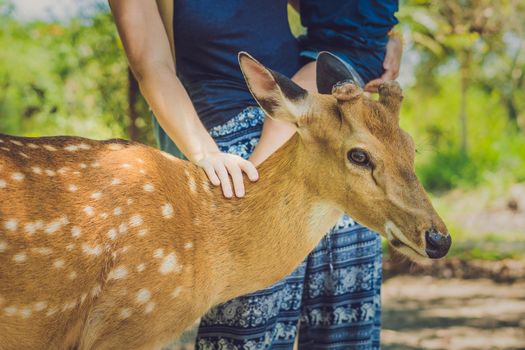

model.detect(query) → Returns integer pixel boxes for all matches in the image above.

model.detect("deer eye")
[347,148,372,167]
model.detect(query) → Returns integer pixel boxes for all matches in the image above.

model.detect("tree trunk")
[459,52,471,155]
[127,67,139,141]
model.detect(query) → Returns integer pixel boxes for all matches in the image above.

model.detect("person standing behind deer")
[109,0,401,349]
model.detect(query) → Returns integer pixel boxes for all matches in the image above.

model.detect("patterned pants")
[153,107,382,350]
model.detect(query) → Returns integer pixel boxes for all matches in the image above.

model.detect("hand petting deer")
[0,52,451,350]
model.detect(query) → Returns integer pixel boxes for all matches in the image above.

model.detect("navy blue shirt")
[300,0,399,83]
[173,0,301,130]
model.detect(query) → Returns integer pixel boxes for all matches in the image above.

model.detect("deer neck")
[208,134,342,303]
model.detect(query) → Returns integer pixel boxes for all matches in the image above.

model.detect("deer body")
[0,52,451,349]
[0,133,340,350]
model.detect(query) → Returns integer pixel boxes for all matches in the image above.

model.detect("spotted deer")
[0,52,451,350]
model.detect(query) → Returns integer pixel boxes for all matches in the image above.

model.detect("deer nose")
[425,228,451,259]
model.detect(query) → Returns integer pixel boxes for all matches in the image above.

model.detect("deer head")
[239,52,451,261]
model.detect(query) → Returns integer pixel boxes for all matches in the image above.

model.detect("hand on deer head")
[239,52,451,261]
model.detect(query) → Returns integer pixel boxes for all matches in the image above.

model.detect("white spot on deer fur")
[33,301,47,312]
[79,163,87,169]
[53,259,65,269]
[135,289,151,305]
[32,166,42,174]
[13,252,27,263]
[136,158,145,164]
[66,243,75,251]
[171,287,182,299]
[65,145,79,152]
[73,171,81,175]
[45,169,56,177]
[108,143,124,151]
[71,226,82,238]
[45,216,69,234]
[62,301,76,311]
[129,214,143,227]
[5,219,18,231]
[111,178,121,185]
[121,163,131,169]
[119,223,128,234]
[80,293,87,304]
[144,302,155,314]
[68,271,78,280]
[79,143,91,150]
[10,140,23,146]
[100,212,109,219]
[202,179,212,193]
[108,266,128,280]
[68,184,78,192]
[84,206,95,216]
[127,198,134,205]
[188,176,197,193]
[107,228,117,240]
[0,241,7,253]
[113,207,122,216]
[138,228,148,237]
[0,179,6,188]
[46,307,58,317]
[0,147,10,152]
[119,308,132,319]
[91,284,102,297]
[184,242,193,250]
[91,161,101,168]
[31,247,52,255]
[139,169,146,175]
[11,172,25,181]
[57,167,69,175]
[162,203,174,219]
[159,252,181,275]
[82,243,102,256]
[91,191,102,200]
[19,152,29,159]
[20,307,32,319]
[143,183,154,192]
[153,249,164,259]
[43,145,57,151]
[27,143,39,149]
[136,263,146,272]
[25,220,43,234]
[4,306,17,316]
[0,138,4,143]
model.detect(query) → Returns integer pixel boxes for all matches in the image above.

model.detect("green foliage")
[0,5,155,145]
[402,73,525,191]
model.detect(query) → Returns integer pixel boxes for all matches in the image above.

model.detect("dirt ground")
[381,276,525,350]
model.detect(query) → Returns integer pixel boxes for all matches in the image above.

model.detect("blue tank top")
[173,0,301,130]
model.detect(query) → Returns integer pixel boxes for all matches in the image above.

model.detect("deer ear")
[239,52,310,125]
[316,52,364,94]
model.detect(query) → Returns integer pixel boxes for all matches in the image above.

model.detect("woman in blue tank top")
[110,1,401,349]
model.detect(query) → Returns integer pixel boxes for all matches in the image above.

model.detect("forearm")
[136,63,219,162]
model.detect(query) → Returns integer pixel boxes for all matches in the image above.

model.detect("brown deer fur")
[0,53,449,349]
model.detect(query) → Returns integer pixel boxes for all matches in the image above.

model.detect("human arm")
[364,30,403,92]
[108,0,258,198]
